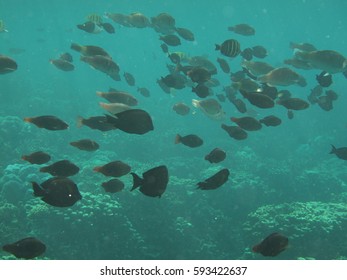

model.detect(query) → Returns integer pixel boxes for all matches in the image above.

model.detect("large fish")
[252,232,288,257]
[2,237,46,259]
[197,168,230,190]
[0,55,17,74]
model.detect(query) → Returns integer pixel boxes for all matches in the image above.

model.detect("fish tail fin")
[23,117,33,123]
[70,43,81,52]
[289,42,296,49]
[130,172,142,191]
[175,134,181,144]
[76,116,84,128]
[215,44,220,51]
[93,166,101,172]
[21,155,27,161]
[330,144,337,154]
[31,182,45,197]
[39,166,47,173]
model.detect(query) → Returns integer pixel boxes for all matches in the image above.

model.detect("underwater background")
[1,0,347,260]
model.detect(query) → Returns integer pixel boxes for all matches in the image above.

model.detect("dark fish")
[228,23,255,36]
[159,34,181,46]
[252,232,288,257]
[131,165,169,198]
[77,21,102,34]
[197,168,230,190]
[287,109,294,119]
[94,161,131,177]
[173,102,190,115]
[101,179,125,193]
[161,73,186,89]
[330,145,347,160]
[316,71,332,87]
[215,39,241,58]
[240,48,253,61]
[221,124,248,140]
[40,160,79,177]
[105,109,154,135]
[231,98,247,113]
[160,43,169,53]
[70,43,111,58]
[175,134,203,148]
[77,116,115,131]
[32,177,82,207]
[70,139,99,151]
[187,66,211,84]
[2,237,46,259]
[175,27,195,41]
[231,116,262,131]
[205,148,226,163]
[259,115,282,127]
[50,59,74,71]
[326,89,338,101]
[124,72,136,86]
[24,115,68,131]
[59,52,73,62]
[260,84,278,100]
[101,22,115,34]
[0,55,18,74]
[240,91,275,109]
[216,93,226,102]
[168,52,181,64]
[22,151,51,165]
[277,98,309,110]
[81,55,120,81]
[192,83,210,98]
[97,90,138,106]
[317,95,333,111]
[217,58,230,73]
[137,87,150,97]
[252,45,267,58]
[290,42,317,52]
[157,78,171,93]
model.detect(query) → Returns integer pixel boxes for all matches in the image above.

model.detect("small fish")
[131,165,169,198]
[70,43,111,58]
[231,98,247,113]
[161,73,186,89]
[205,148,226,163]
[221,124,247,140]
[241,60,274,77]
[240,91,274,109]
[192,84,210,98]
[77,21,103,34]
[317,95,333,111]
[24,115,68,130]
[175,134,203,148]
[228,23,255,36]
[277,98,309,110]
[22,151,51,164]
[40,160,80,177]
[2,237,46,259]
[101,22,115,34]
[289,42,316,52]
[70,139,99,151]
[252,232,288,257]
[231,116,262,131]
[102,179,124,193]
[32,177,82,207]
[50,58,74,71]
[259,115,282,127]
[94,161,131,177]
[173,102,190,116]
[81,55,120,81]
[240,48,253,61]
[77,116,115,131]
[124,72,136,86]
[316,71,332,87]
[175,27,195,41]
[216,58,230,73]
[251,45,267,58]
[97,90,138,106]
[59,52,73,62]
[330,145,347,160]
[0,55,18,74]
[160,43,169,53]
[197,168,230,190]
[187,66,211,84]
[137,87,150,97]
[99,102,131,114]
[192,98,225,121]
[215,39,241,58]
[258,67,306,87]
[159,34,181,46]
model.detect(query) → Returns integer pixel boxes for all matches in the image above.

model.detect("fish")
[128,12,151,28]
[197,168,230,190]
[105,109,154,135]
[258,67,306,87]
[24,115,68,130]
[151,13,176,34]
[50,58,74,71]
[94,161,131,177]
[173,102,190,116]
[76,116,115,131]
[187,66,211,84]
[289,42,316,52]
[131,165,169,198]
[106,13,132,27]
[70,43,111,58]
[168,52,181,64]
[22,151,51,164]
[232,78,261,92]
[137,87,150,97]
[231,98,247,113]
[330,145,347,160]
[159,34,181,46]
[175,134,203,148]
[317,95,333,111]
[77,21,103,34]
[160,43,169,53]
[228,23,255,36]
[259,115,282,127]
[2,237,46,259]
[192,84,210,98]
[216,58,230,73]
[40,160,80,177]
[101,179,124,193]
[251,45,268,58]
[221,124,248,140]
[252,232,289,257]
[295,50,347,73]
[205,148,226,163]
[187,56,218,75]
[124,72,136,86]
[0,55,18,74]
[101,22,115,34]
[99,102,131,114]
[70,139,99,151]
[316,71,332,87]
[240,91,275,109]
[277,98,309,110]
[175,27,195,41]
[192,99,225,121]
[325,90,338,101]
[97,89,138,106]
[287,110,294,119]
[241,60,274,76]
[81,55,120,81]
[32,177,82,207]
[240,48,253,61]
[161,73,186,89]
[215,39,241,58]
[59,52,73,62]
[283,58,313,70]
[231,116,262,131]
